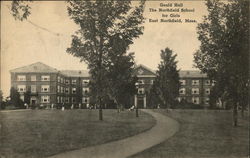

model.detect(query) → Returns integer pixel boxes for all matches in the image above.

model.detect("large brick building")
[10,62,90,107]
[134,65,214,108]
[10,62,214,108]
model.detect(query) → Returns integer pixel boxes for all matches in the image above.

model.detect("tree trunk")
[233,103,238,126]
[241,105,244,118]
[99,108,103,120]
[117,104,120,113]
[165,101,169,113]
[136,106,139,117]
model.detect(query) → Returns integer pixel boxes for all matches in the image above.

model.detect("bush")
[173,102,204,109]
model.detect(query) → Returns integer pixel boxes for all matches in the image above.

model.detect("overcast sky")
[1,1,207,96]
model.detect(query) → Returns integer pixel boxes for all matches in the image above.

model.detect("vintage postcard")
[0,0,249,158]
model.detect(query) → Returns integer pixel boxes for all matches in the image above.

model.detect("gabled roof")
[179,70,207,78]
[10,62,59,73]
[134,64,156,76]
[60,70,89,77]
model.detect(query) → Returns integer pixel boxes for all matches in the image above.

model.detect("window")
[82,79,89,85]
[17,85,26,92]
[138,88,145,94]
[205,80,210,85]
[151,80,154,84]
[180,80,186,85]
[61,78,64,83]
[17,75,26,81]
[57,76,61,82]
[212,80,216,86]
[192,97,199,104]
[41,85,50,92]
[20,95,24,101]
[72,97,76,103]
[65,79,69,84]
[41,96,50,103]
[192,88,199,94]
[205,98,210,104]
[72,79,77,85]
[72,88,76,94]
[138,80,144,84]
[31,75,36,81]
[31,85,36,93]
[57,86,60,93]
[61,87,64,93]
[65,87,69,94]
[41,75,50,81]
[65,97,69,103]
[179,88,186,94]
[57,96,60,103]
[177,97,181,102]
[82,97,89,104]
[83,88,89,95]
[61,97,64,103]
[192,80,199,86]
[205,88,210,95]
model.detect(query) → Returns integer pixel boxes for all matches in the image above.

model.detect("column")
[143,96,146,108]
[134,95,137,107]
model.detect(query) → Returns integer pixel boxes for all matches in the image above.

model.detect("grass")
[0,109,155,158]
[130,109,249,158]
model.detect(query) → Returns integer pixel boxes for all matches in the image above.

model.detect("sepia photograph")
[0,0,249,158]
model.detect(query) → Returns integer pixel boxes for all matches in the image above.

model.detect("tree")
[194,0,249,126]
[10,87,24,108]
[10,0,32,21]
[148,83,162,108]
[154,48,180,110]
[10,0,145,119]
[66,0,145,120]
[24,90,31,105]
[0,90,4,109]
[105,53,137,112]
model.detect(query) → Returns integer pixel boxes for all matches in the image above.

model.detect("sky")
[1,1,207,97]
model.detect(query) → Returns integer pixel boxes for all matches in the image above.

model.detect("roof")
[134,64,156,76]
[10,62,59,73]
[60,70,89,77]
[10,62,206,78]
[179,70,207,78]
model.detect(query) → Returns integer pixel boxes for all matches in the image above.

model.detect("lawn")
[130,109,249,158]
[0,109,155,158]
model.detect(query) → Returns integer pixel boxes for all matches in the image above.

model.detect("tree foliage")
[10,87,24,108]
[153,48,180,109]
[194,0,249,125]
[24,90,31,104]
[105,53,137,110]
[66,0,145,118]
[11,0,32,21]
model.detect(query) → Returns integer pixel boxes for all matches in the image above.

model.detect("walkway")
[48,109,179,158]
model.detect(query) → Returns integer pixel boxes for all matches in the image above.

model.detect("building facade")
[133,65,214,108]
[10,62,90,108]
[10,62,213,108]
